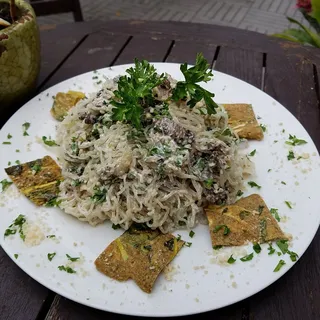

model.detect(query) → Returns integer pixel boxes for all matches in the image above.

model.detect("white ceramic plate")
[0,63,319,317]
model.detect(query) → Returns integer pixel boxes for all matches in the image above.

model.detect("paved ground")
[37,0,303,35]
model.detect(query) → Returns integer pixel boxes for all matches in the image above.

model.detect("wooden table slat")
[165,40,217,65]
[0,247,49,320]
[43,32,131,89]
[113,36,173,65]
[214,46,263,89]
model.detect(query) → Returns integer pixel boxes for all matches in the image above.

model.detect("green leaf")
[240,253,254,262]
[47,252,56,261]
[273,259,286,272]
[285,134,307,146]
[248,149,256,157]
[172,53,218,114]
[58,265,76,274]
[311,0,320,25]
[189,230,195,238]
[253,243,261,254]
[42,136,59,147]
[0,179,13,192]
[227,254,236,264]
[213,224,230,235]
[111,59,165,129]
[270,208,281,222]
[66,254,80,262]
[287,150,295,160]
[287,17,320,48]
[268,244,275,255]
[248,181,261,189]
[285,201,293,209]
[276,239,289,254]
[281,28,315,46]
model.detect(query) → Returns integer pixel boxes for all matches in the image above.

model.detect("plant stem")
[10,0,16,23]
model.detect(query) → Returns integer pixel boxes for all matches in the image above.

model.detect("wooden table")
[1,20,320,320]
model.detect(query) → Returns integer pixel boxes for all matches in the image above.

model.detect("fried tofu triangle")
[95,224,184,293]
[51,91,85,121]
[222,104,263,140]
[205,194,286,247]
[5,156,62,206]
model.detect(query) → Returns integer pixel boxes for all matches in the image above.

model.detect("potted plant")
[273,0,320,48]
[0,0,40,108]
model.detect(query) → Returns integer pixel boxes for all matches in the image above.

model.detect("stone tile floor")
[37,0,303,35]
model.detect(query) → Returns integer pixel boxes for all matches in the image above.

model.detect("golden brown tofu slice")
[5,156,63,206]
[235,194,285,242]
[95,224,184,293]
[51,90,85,121]
[222,104,263,140]
[205,194,286,247]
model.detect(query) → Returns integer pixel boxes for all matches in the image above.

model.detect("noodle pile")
[56,77,252,233]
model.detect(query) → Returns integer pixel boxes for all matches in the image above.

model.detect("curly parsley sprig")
[172,53,219,114]
[111,59,165,129]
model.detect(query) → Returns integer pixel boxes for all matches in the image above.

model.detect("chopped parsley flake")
[289,251,299,262]
[112,224,121,230]
[227,255,236,264]
[248,149,256,156]
[213,245,222,250]
[45,197,61,207]
[281,181,286,185]
[4,214,26,240]
[270,208,281,222]
[15,149,20,153]
[240,253,254,262]
[213,224,230,236]
[268,244,275,255]
[258,205,264,214]
[189,230,195,238]
[92,76,98,79]
[58,265,76,274]
[31,163,41,173]
[287,150,295,160]
[22,122,30,136]
[7,134,12,139]
[1,179,13,192]
[276,239,289,254]
[253,243,261,253]
[42,136,59,147]
[285,134,307,146]
[47,235,56,238]
[273,259,286,272]
[260,124,266,132]
[248,181,261,189]
[7,161,11,166]
[285,201,292,209]
[47,252,56,261]
[2,141,11,145]
[274,140,278,143]
[15,160,20,164]
[204,178,214,189]
[185,242,192,247]
[66,254,80,262]
[236,190,243,197]
[14,254,18,259]
[91,187,107,203]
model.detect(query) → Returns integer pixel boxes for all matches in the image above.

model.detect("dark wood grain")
[0,247,49,320]
[165,40,216,65]
[214,46,263,89]
[113,36,173,65]
[43,32,130,89]
[39,29,86,87]
[264,53,320,148]
[45,295,243,320]
[247,53,320,320]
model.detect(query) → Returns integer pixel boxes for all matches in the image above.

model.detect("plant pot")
[0,0,40,108]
